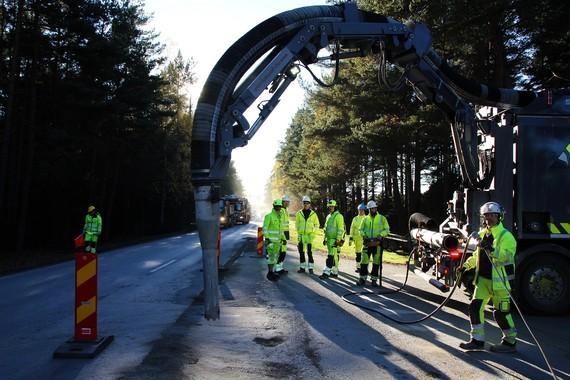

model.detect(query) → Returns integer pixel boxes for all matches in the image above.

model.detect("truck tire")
[518,253,570,315]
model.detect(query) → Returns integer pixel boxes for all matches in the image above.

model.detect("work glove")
[479,233,494,252]
[363,238,370,246]
[284,231,290,240]
[322,239,327,246]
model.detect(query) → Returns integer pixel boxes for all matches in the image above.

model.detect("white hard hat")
[366,200,377,209]
[480,201,503,215]
[302,195,311,203]
[357,203,367,210]
[282,195,290,202]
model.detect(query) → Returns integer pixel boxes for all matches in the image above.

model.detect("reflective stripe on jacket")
[263,210,284,243]
[324,211,345,240]
[295,209,320,236]
[360,213,389,239]
[84,214,102,235]
[463,222,517,291]
[280,207,290,233]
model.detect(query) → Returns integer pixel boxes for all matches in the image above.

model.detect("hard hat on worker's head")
[480,201,503,215]
[282,195,290,202]
[327,200,337,207]
[273,198,283,207]
[302,195,311,203]
[366,200,377,209]
[87,205,96,213]
[357,203,367,210]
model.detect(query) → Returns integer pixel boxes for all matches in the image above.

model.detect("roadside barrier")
[256,227,264,256]
[53,234,113,358]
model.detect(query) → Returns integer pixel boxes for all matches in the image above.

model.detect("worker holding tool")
[357,200,389,287]
[459,201,517,352]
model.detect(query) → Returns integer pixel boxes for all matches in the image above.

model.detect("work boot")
[308,269,314,274]
[330,273,338,278]
[297,268,306,273]
[490,340,516,353]
[355,267,359,273]
[356,278,365,286]
[459,339,484,350]
[370,280,378,287]
[319,273,329,280]
[266,272,279,282]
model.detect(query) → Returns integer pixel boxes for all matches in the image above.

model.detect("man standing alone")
[84,205,102,254]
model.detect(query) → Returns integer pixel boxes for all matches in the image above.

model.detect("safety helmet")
[273,199,283,207]
[302,195,311,203]
[327,200,337,207]
[480,201,503,215]
[87,205,96,213]
[282,195,290,202]
[366,200,377,209]
[357,203,367,210]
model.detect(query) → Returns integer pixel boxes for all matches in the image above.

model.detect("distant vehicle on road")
[219,195,251,228]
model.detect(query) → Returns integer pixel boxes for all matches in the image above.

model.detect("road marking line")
[149,259,177,273]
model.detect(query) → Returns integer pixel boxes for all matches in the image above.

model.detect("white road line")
[149,259,177,273]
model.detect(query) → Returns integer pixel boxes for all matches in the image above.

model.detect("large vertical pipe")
[194,185,220,320]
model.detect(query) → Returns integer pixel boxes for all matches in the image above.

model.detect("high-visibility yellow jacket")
[263,209,284,243]
[360,213,389,239]
[84,213,102,242]
[295,209,320,237]
[324,211,345,241]
[280,207,290,234]
[463,222,517,291]
[349,215,366,242]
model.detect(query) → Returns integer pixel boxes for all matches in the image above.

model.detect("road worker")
[275,194,290,274]
[459,201,517,353]
[295,195,320,274]
[357,200,389,287]
[349,203,367,272]
[263,199,285,282]
[319,200,345,280]
[84,205,103,254]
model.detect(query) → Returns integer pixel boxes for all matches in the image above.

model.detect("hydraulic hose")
[341,237,472,324]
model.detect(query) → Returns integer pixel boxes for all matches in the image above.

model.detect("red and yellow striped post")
[53,235,113,358]
[75,252,98,341]
[256,227,264,256]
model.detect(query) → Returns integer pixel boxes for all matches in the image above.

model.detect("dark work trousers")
[298,242,314,266]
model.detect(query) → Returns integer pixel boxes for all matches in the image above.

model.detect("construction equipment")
[191,2,569,318]
[219,195,251,228]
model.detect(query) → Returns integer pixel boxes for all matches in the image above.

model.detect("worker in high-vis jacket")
[459,201,517,353]
[357,200,389,287]
[349,203,367,273]
[275,194,290,274]
[295,195,320,274]
[319,200,345,279]
[263,199,285,282]
[84,205,102,253]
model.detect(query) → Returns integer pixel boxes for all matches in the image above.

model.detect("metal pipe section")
[408,264,449,293]
[410,228,459,250]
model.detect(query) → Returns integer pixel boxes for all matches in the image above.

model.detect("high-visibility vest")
[350,215,366,241]
[263,209,283,243]
[295,209,319,236]
[84,213,102,241]
[463,222,517,291]
[280,207,290,233]
[324,211,345,240]
[360,213,389,239]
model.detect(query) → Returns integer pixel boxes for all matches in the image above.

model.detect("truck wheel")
[518,254,570,315]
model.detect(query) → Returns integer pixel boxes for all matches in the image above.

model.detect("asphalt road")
[2,222,569,379]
